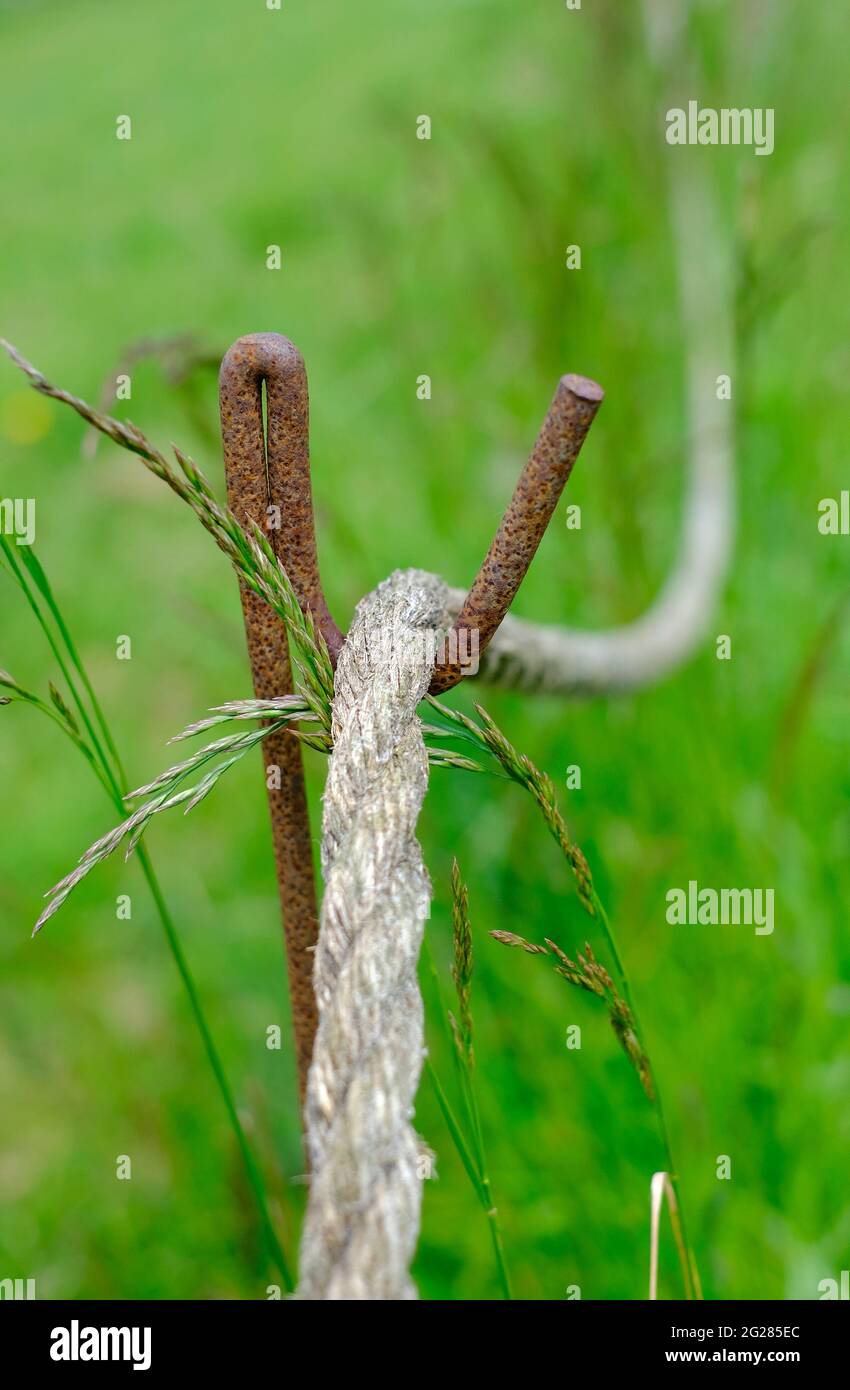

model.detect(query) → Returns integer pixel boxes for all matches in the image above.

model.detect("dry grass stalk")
[649,1170,696,1301]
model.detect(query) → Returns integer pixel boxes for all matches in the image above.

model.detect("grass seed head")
[451,859,475,1062]
[490,930,549,955]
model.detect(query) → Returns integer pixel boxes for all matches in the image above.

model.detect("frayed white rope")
[296,568,448,1301]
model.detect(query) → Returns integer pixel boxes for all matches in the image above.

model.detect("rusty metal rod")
[429,373,604,693]
[219,333,327,1107]
[219,339,601,1104]
[225,361,601,694]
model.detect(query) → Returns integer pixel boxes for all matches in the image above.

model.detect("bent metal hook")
[220,331,603,1097]
[219,333,325,1110]
[223,334,603,688]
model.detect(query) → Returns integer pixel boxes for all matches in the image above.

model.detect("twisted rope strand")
[296,569,448,1300]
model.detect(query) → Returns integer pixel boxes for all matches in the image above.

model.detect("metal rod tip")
[560,373,604,404]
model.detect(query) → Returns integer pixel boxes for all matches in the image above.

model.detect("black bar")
[1,1297,847,1375]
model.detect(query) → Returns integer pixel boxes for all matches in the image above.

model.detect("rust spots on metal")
[220,332,330,1108]
[428,373,604,694]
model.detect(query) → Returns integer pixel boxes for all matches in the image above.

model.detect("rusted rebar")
[220,333,329,1107]
[220,337,602,1105]
[429,373,603,693]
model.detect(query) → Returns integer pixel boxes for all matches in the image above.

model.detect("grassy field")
[1,0,848,1300]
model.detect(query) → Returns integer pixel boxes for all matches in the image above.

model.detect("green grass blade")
[1,544,294,1289]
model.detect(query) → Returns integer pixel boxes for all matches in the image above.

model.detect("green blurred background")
[1,0,848,1300]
